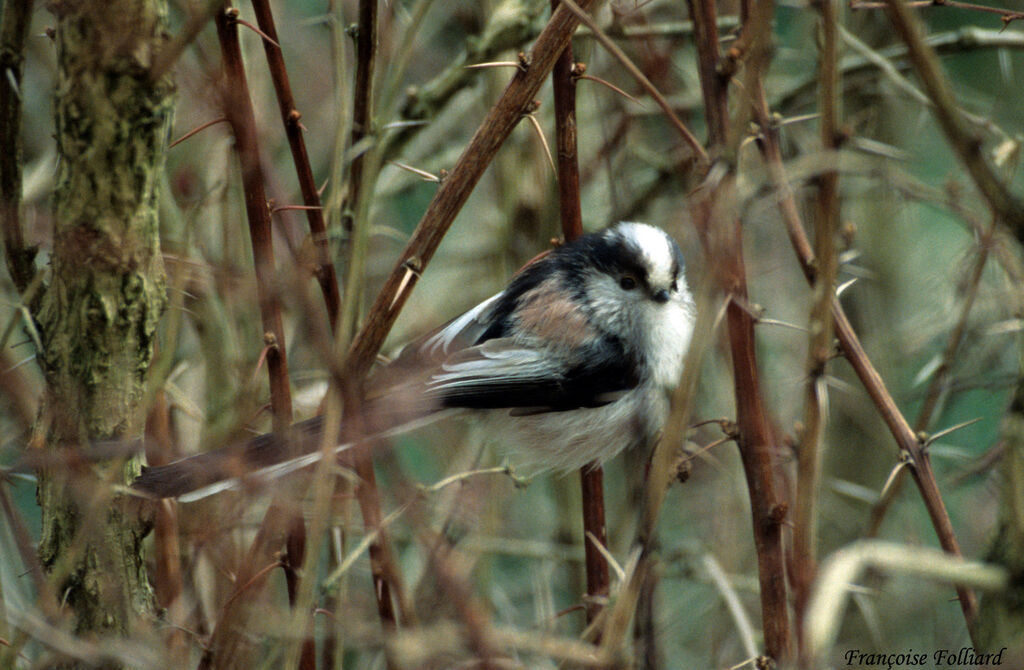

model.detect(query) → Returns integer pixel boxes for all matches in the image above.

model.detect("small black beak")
[652,288,670,304]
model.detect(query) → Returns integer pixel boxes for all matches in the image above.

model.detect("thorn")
[235,18,281,49]
[169,117,230,149]
[517,51,531,72]
[464,61,520,71]
[390,257,422,311]
[878,457,911,501]
[577,74,643,106]
[271,204,325,215]
[524,114,556,176]
[388,160,442,183]
[836,278,858,298]
[922,417,984,447]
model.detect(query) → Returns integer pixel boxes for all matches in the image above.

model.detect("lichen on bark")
[33,0,173,656]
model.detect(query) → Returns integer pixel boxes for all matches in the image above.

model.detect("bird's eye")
[619,275,638,291]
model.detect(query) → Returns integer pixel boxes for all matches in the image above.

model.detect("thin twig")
[205,9,297,670]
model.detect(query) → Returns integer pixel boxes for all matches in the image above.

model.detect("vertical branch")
[688,0,793,661]
[548,0,609,628]
[551,17,582,241]
[345,0,378,234]
[204,9,303,670]
[246,5,333,667]
[0,0,36,293]
[250,0,342,330]
[215,5,293,430]
[336,0,408,634]
[338,0,380,343]
[793,0,840,652]
[685,0,727,149]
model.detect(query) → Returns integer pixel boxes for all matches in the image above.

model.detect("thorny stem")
[338,0,380,344]
[250,0,341,331]
[323,2,602,652]
[246,7,337,662]
[207,10,300,670]
[345,0,407,637]
[793,0,840,657]
[688,0,794,661]
[215,6,293,430]
[865,214,997,564]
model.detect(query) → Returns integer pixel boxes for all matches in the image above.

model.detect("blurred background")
[3,0,1023,667]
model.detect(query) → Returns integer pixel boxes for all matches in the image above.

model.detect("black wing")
[426,335,639,412]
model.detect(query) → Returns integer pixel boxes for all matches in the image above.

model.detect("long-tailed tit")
[133,222,696,501]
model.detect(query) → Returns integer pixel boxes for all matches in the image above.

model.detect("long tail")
[132,416,330,500]
[131,409,453,502]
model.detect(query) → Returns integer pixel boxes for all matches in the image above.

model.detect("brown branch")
[686,0,794,662]
[545,0,611,629]
[340,0,379,241]
[882,0,1024,238]
[323,5,604,642]
[0,0,36,293]
[685,0,728,149]
[250,0,341,330]
[215,7,292,429]
[204,9,300,670]
[792,0,840,656]
[545,0,609,627]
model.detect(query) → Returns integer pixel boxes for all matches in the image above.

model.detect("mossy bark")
[33,0,173,661]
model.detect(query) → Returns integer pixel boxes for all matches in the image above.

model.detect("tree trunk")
[34,0,172,664]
